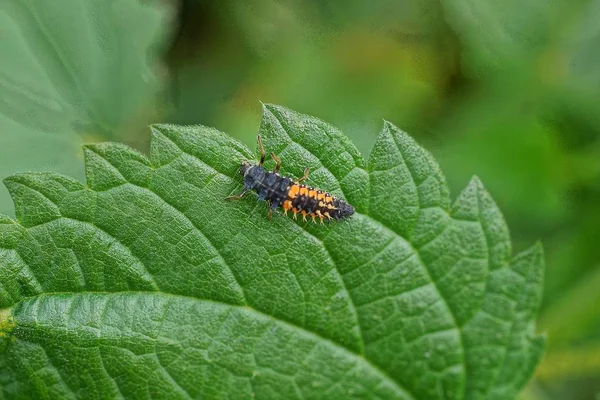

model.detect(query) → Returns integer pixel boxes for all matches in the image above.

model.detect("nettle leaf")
[0,105,544,399]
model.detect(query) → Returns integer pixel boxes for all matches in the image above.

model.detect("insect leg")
[266,199,280,221]
[296,167,310,183]
[266,200,274,221]
[225,189,248,201]
[271,152,281,173]
[257,134,266,166]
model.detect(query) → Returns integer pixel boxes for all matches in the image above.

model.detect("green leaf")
[554,0,600,135]
[0,0,171,216]
[0,105,544,399]
[439,0,563,75]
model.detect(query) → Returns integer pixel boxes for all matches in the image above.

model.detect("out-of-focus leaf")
[439,0,564,75]
[538,266,600,348]
[433,80,567,230]
[555,0,600,134]
[167,0,455,156]
[0,0,171,216]
[536,342,600,380]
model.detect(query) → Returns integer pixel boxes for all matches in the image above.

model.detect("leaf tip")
[82,144,110,172]
[149,123,176,134]
[261,102,280,117]
[380,120,415,148]
[149,124,175,145]
[149,123,163,131]
[382,118,394,128]
[82,142,102,154]
[2,175,16,188]
[511,242,545,298]
[529,240,545,261]
[2,173,33,193]
[465,175,488,200]
[381,119,395,132]
[468,175,484,188]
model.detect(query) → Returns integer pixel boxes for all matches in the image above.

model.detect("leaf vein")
[294,227,365,356]
[387,132,468,393]
[85,145,248,305]
[13,290,416,400]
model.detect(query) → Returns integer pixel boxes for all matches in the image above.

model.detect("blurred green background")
[1,0,599,398]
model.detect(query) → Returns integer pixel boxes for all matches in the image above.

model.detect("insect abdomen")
[282,183,353,222]
[240,165,354,222]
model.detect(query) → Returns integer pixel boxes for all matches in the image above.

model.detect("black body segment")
[244,166,291,208]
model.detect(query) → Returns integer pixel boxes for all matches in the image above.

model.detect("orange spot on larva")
[288,185,300,199]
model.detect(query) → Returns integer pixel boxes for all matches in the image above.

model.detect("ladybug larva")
[226,135,355,223]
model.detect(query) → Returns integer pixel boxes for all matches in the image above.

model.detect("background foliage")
[0,0,599,398]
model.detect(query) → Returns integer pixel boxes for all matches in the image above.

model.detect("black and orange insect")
[226,135,354,223]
